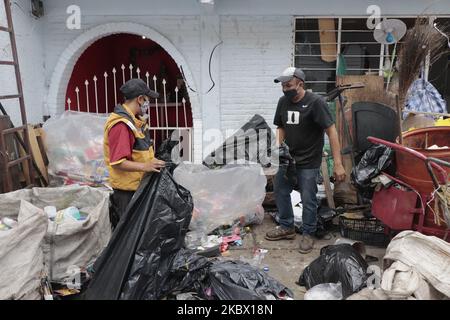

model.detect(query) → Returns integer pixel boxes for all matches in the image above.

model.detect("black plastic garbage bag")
[297,244,368,298]
[162,249,212,297]
[84,168,193,300]
[155,134,180,163]
[202,260,294,300]
[351,145,393,198]
[203,114,274,168]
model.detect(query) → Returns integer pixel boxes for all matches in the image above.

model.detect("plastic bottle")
[64,207,81,221]
[44,206,57,220]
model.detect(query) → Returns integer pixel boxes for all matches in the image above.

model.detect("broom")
[397,18,449,108]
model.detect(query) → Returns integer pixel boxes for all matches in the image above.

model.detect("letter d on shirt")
[286,111,300,125]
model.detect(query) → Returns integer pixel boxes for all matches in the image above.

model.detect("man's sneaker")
[265,226,296,241]
[298,234,315,254]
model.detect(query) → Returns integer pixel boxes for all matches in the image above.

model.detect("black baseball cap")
[120,78,159,100]
[274,67,306,83]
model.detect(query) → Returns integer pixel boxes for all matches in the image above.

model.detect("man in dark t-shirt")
[265,67,346,254]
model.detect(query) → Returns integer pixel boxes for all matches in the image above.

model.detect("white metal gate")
[66,64,193,162]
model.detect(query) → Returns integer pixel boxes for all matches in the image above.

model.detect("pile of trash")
[43,112,109,187]
[84,167,293,300]
[297,231,450,300]
[348,231,450,300]
[351,144,394,200]
[0,185,111,300]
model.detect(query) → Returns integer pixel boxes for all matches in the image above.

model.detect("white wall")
[0,0,46,126]
[216,0,450,16]
[219,15,293,132]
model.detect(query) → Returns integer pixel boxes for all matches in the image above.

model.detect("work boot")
[298,234,315,254]
[265,226,296,241]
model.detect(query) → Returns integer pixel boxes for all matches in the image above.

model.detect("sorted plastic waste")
[0,201,48,300]
[42,111,109,186]
[0,185,111,283]
[304,282,343,300]
[173,163,266,235]
[297,244,368,298]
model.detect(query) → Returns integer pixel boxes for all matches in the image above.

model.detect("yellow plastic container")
[435,118,450,127]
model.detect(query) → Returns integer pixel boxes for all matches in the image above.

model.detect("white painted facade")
[1,0,449,161]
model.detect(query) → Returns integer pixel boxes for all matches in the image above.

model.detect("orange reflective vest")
[104,104,154,191]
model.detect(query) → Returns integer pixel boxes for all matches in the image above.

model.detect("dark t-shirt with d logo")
[274,91,334,169]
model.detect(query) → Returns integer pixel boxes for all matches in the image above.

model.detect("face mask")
[140,100,150,114]
[283,83,300,101]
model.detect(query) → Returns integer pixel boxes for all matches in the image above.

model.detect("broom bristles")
[397,18,449,107]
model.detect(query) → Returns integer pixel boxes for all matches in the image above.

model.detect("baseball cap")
[120,78,159,100]
[274,67,306,83]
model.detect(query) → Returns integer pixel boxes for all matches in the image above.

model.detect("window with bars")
[294,17,417,95]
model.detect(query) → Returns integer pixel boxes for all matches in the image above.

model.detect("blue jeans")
[274,166,319,235]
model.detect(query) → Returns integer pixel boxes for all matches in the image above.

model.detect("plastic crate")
[339,215,390,247]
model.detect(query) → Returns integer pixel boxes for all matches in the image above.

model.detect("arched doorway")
[65,33,192,152]
[47,23,201,162]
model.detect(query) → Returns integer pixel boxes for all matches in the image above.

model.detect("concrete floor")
[226,214,387,300]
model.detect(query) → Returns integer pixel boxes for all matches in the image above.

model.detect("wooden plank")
[17,130,30,185]
[318,19,337,62]
[35,127,49,166]
[27,124,48,183]
[7,155,31,168]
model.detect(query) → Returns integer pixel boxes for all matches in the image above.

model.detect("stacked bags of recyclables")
[0,185,111,299]
[42,112,109,186]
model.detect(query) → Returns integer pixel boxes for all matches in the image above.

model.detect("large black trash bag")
[155,133,180,163]
[162,249,212,297]
[83,168,193,300]
[351,145,393,196]
[202,260,294,300]
[203,114,274,168]
[297,244,368,298]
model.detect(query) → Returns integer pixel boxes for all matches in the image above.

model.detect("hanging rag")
[404,78,447,118]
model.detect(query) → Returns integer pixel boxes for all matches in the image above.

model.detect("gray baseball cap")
[274,67,306,83]
[120,78,159,100]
